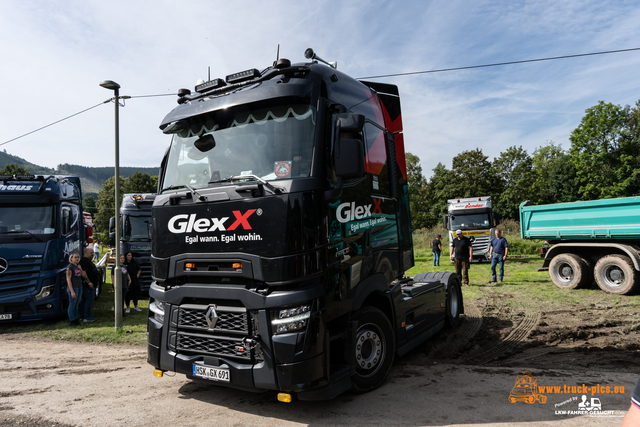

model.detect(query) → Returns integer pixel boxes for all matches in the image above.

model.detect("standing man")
[450,229,473,286]
[489,229,509,283]
[79,247,99,322]
[432,234,442,267]
[93,240,100,261]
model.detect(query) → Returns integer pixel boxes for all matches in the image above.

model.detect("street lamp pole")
[100,80,123,331]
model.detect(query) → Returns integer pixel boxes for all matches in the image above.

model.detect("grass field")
[0,269,149,345]
[2,244,638,347]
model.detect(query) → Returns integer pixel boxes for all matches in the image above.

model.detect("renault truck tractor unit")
[146,50,464,401]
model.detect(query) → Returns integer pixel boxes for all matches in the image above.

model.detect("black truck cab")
[147,52,463,400]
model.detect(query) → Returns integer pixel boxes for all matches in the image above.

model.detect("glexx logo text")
[336,199,382,223]
[168,210,257,233]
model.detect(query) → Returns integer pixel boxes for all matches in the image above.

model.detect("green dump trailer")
[519,197,640,295]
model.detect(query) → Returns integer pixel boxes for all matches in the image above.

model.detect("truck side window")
[60,204,78,236]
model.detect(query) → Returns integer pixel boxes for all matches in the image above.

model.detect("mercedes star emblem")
[205,305,219,329]
[0,258,7,275]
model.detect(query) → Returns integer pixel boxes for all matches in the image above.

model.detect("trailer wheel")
[594,255,638,295]
[548,254,587,289]
[351,306,395,393]
[446,279,462,328]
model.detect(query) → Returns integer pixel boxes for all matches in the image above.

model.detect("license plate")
[0,314,13,320]
[192,364,230,382]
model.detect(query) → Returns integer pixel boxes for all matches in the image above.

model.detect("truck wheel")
[548,254,586,289]
[594,255,638,295]
[351,306,395,393]
[446,279,462,328]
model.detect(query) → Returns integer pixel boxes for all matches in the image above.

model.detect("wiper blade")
[0,230,40,240]
[161,184,206,201]
[227,174,284,194]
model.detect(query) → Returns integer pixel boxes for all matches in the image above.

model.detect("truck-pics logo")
[336,199,382,223]
[168,210,257,233]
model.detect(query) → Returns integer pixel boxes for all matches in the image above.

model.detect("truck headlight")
[34,284,55,300]
[271,304,311,334]
[149,300,165,323]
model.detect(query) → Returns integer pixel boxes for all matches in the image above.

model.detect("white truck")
[443,196,497,262]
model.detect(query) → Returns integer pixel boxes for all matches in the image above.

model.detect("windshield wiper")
[0,230,41,240]
[161,184,206,201]
[227,174,284,194]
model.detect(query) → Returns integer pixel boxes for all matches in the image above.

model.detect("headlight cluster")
[271,304,311,334]
[34,284,55,301]
[149,300,165,323]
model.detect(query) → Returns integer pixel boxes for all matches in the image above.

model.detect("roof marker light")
[195,78,226,93]
[226,69,261,84]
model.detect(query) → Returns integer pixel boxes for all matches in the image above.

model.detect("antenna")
[208,66,210,81]
[276,44,280,62]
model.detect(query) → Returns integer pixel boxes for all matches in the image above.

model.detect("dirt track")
[1,297,639,427]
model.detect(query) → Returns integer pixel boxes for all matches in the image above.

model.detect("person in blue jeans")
[66,253,89,327]
[432,234,442,266]
[489,229,509,283]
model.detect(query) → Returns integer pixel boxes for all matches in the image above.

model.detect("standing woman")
[66,253,91,327]
[432,234,442,267]
[124,252,142,313]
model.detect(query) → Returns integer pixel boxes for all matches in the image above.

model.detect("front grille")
[0,258,42,295]
[179,306,248,333]
[172,302,260,362]
[177,332,249,359]
[472,236,491,252]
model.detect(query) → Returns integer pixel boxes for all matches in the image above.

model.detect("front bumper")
[147,281,330,393]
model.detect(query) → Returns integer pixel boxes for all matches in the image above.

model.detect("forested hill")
[57,164,159,183]
[0,151,159,197]
[0,150,55,175]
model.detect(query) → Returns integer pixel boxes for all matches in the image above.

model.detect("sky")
[1,0,639,180]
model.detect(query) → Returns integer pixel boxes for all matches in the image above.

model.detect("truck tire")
[548,253,587,289]
[446,279,462,328]
[351,306,395,393]
[594,254,638,295]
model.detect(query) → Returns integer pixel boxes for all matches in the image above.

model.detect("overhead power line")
[357,47,640,79]
[0,93,176,147]
[2,47,640,147]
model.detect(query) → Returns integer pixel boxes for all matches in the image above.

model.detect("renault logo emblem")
[205,305,219,329]
[0,258,7,275]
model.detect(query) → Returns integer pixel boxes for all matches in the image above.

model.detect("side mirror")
[336,113,365,133]
[442,215,448,229]
[109,217,115,233]
[334,113,365,179]
[335,138,364,179]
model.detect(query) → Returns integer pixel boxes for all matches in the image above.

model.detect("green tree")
[406,153,429,230]
[448,148,497,199]
[424,162,451,227]
[492,146,533,219]
[94,176,126,237]
[123,171,156,194]
[83,195,98,216]
[0,163,31,175]
[569,101,638,200]
[531,142,578,205]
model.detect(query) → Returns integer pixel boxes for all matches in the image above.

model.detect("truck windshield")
[122,215,152,242]
[161,102,316,191]
[451,213,492,230]
[0,205,56,236]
